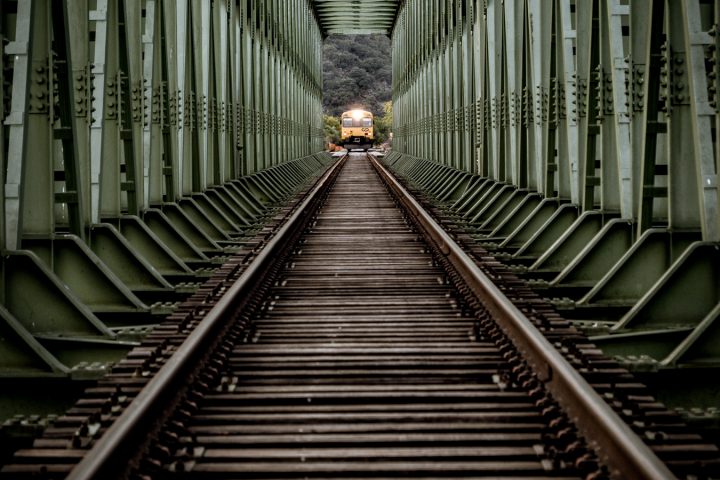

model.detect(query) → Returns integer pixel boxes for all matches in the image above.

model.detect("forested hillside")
[322,34,392,117]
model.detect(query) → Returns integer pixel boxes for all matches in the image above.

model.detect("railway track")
[2,153,719,479]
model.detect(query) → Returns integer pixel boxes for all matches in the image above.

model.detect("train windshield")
[342,116,373,127]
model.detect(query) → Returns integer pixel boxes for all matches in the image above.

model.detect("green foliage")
[322,34,392,118]
[323,115,341,144]
[374,101,393,145]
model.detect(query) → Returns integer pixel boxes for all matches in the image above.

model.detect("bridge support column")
[0,0,328,383]
[389,0,720,379]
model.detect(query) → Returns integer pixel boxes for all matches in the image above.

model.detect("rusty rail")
[64,156,347,480]
[369,154,675,479]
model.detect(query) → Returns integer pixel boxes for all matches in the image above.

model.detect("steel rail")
[66,156,347,480]
[369,155,675,480]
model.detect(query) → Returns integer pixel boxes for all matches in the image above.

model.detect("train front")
[340,109,374,151]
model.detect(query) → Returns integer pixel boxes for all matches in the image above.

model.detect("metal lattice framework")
[388,0,720,389]
[0,0,329,379]
[312,0,400,35]
[0,0,719,444]
[391,0,720,242]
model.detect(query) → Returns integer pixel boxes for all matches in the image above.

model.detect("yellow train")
[340,109,374,151]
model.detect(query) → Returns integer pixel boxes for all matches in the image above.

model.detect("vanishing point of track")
[3,154,719,479]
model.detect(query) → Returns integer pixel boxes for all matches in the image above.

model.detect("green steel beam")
[312,0,399,35]
[0,0,329,386]
[389,0,720,380]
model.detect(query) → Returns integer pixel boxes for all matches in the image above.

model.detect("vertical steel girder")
[0,0,329,378]
[389,0,720,372]
[2,0,326,249]
[392,0,719,239]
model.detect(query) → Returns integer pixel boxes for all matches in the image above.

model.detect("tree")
[374,101,393,146]
[322,34,392,117]
[323,115,341,146]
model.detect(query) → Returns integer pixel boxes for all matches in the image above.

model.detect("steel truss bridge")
[0,0,719,478]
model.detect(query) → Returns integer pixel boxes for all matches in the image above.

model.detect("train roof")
[341,109,373,117]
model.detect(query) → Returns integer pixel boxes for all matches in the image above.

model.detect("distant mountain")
[322,34,392,118]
